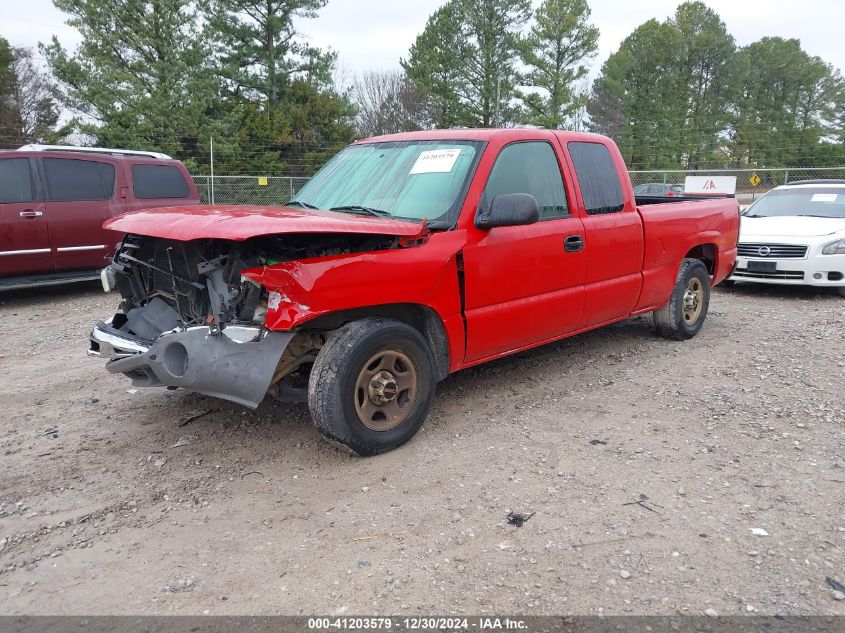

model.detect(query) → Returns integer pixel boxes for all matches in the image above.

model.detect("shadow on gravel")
[716,282,842,301]
[438,314,656,396]
[0,280,103,306]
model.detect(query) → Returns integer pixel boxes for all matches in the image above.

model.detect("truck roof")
[358,128,613,145]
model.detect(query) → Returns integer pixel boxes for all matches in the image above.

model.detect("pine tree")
[588,19,686,168]
[732,37,845,167]
[403,0,530,128]
[42,0,223,166]
[519,0,598,129]
[456,0,531,126]
[203,0,335,106]
[401,2,468,128]
[588,2,739,169]
[670,1,738,169]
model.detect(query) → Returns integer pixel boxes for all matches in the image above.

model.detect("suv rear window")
[44,158,115,201]
[0,158,34,203]
[567,142,625,215]
[132,164,190,199]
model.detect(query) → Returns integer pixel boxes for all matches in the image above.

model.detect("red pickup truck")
[89,129,739,455]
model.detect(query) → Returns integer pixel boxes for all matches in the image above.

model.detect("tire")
[654,258,711,340]
[307,317,435,456]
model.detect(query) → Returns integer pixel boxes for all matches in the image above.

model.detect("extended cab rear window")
[0,158,34,203]
[567,142,625,215]
[132,164,190,199]
[44,158,115,201]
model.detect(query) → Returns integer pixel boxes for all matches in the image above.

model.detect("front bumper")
[729,252,845,287]
[89,321,293,408]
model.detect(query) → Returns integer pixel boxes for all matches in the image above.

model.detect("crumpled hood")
[104,205,427,241]
[740,215,845,238]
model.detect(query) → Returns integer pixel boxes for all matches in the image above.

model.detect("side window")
[567,142,625,215]
[0,158,34,203]
[132,164,190,199]
[44,158,115,201]
[483,142,568,219]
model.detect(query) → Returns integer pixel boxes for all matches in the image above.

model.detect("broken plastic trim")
[101,326,294,408]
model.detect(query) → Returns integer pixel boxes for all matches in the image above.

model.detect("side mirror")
[475,193,540,229]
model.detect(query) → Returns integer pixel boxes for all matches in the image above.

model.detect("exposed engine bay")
[89,232,404,407]
[107,232,401,338]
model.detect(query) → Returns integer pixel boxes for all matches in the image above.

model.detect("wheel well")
[299,304,450,381]
[684,243,717,275]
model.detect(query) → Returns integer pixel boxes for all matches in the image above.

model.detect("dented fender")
[241,231,468,371]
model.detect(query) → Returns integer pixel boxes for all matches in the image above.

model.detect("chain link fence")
[191,168,845,206]
[629,167,845,204]
[191,175,311,205]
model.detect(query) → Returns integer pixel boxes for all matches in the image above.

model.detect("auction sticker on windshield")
[410,148,462,174]
[811,193,838,203]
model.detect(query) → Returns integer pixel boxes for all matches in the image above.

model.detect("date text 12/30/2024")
[307,617,528,630]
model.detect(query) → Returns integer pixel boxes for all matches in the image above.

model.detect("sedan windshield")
[745,187,845,219]
[290,140,484,227]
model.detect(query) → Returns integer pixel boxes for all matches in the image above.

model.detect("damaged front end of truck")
[89,226,425,408]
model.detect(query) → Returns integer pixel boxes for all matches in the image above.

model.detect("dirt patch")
[0,281,843,615]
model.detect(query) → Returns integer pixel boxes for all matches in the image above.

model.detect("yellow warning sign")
[749,173,761,187]
[257,176,268,186]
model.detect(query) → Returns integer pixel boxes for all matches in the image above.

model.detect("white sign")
[683,176,737,195]
[410,149,462,174]
[811,193,838,203]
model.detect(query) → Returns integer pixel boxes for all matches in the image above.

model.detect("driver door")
[461,140,586,363]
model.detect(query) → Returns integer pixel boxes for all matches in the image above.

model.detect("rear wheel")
[307,318,435,456]
[654,258,711,340]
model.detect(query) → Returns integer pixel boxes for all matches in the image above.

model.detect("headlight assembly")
[821,238,845,255]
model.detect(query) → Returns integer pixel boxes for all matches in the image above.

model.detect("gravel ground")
[0,281,843,616]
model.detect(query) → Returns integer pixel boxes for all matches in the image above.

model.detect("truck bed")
[635,194,734,206]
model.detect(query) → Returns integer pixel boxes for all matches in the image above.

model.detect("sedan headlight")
[821,238,845,255]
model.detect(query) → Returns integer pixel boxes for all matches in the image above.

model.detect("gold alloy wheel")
[682,277,704,324]
[354,349,418,431]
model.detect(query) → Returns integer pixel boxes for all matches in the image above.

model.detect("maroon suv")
[0,145,200,289]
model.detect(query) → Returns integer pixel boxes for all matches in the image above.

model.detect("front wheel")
[654,258,711,340]
[307,318,435,456]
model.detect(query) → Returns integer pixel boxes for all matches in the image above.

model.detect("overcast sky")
[2,0,844,79]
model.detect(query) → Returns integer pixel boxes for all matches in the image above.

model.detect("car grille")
[733,269,805,280]
[737,243,808,258]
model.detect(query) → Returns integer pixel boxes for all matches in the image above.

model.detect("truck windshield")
[745,187,845,219]
[290,140,484,227]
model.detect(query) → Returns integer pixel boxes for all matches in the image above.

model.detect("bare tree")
[351,70,428,137]
[9,47,65,144]
[567,77,591,132]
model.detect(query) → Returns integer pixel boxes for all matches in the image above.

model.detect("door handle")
[19,210,43,218]
[564,235,584,253]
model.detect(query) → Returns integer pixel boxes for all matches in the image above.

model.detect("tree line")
[0,0,843,175]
